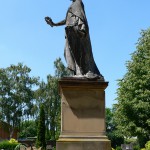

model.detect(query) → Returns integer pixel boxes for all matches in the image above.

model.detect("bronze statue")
[45,0,104,80]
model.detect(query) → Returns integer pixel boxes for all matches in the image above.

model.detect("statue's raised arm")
[45,0,104,80]
[45,17,66,27]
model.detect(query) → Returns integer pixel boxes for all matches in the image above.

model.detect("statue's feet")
[84,71,104,81]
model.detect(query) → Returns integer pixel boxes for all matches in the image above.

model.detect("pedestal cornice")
[59,77,108,90]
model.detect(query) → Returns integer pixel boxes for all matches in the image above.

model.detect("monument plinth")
[56,78,111,150]
[45,0,111,149]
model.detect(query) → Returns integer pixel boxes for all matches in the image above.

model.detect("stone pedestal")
[57,78,111,150]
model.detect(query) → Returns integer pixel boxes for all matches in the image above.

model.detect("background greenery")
[0,28,150,149]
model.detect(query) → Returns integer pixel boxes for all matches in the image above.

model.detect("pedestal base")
[57,78,111,150]
[57,140,111,150]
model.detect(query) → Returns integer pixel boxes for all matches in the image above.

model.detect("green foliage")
[108,131,124,148]
[106,108,114,133]
[0,63,39,138]
[133,145,140,150]
[54,58,71,78]
[0,58,69,142]
[123,138,140,150]
[141,141,150,150]
[115,28,150,147]
[35,75,60,140]
[0,140,19,150]
[36,104,46,150]
[9,138,18,144]
[18,120,37,138]
[116,146,122,150]
[35,58,70,140]
[137,135,149,148]
[125,137,137,144]
[145,141,150,150]
[106,108,124,148]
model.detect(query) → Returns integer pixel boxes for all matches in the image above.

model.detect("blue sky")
[0,0,150,108]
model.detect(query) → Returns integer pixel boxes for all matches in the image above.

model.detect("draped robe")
[64,0,103,79]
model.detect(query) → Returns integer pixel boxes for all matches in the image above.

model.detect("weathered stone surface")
[57,140,111,150]
[57,78,111,150]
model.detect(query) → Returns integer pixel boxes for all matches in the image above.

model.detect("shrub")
[145,141,150,150]
[141,140,150,150]
[9,138,18,144]
[36,104,46,150]
[133,145,140,150]
[0,140,19,150]
[116,146,122,150]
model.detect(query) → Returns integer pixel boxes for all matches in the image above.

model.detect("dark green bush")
[142,140,150,150]
[116,146,122,150]
[133,145,140,150]
[0,140,19,150]
[36,104,46,150]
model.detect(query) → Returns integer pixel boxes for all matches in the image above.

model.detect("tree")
[0,63,39,138]
[106,108,124,148]
[115,28,150,147]
[36,104,46,150]
[18,120,38,138]
[42,75,60,140]
[35,58,70,140]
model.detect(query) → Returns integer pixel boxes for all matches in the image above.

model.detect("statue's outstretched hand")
[45,17,54,27]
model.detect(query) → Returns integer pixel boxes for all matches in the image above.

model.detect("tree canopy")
[0,63,39,138]
[35,58,70,140]
[0,58,70,141]
[115,28,150,147]
[106,108,124,148]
